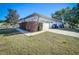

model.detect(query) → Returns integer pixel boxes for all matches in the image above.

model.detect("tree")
[68,4,79,28]
[52,5,79,29]
[5,9,19,27]
[52,7,71,23]
[76,3,79,24]
[52,9,65,20]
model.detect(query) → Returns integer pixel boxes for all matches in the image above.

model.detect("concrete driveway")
[47,29,79,38]
[16,28,79,38]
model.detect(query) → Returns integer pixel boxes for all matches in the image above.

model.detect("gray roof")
[19,13,62,23]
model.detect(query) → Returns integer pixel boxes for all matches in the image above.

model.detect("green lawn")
[0,28,79,55]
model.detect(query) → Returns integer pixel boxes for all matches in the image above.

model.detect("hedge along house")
[19,13,63,32]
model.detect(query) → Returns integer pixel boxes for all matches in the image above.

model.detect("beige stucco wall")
[42,23,50,30]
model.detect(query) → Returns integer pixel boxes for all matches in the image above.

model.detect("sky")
[0,3,77,21]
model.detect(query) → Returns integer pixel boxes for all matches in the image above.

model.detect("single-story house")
[19,13,64,32]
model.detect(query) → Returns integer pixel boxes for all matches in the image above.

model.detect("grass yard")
[0,28,79,55]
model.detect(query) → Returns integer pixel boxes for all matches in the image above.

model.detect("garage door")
[43,23,49,30]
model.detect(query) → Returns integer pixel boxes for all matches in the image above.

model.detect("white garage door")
[43,23,49,30]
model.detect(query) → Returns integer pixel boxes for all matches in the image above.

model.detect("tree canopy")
[52,3,79,28]
[5,9,19,25]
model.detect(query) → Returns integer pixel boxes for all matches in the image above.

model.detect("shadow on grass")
[0,28,21,36]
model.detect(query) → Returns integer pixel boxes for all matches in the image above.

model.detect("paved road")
[47,29,79,38]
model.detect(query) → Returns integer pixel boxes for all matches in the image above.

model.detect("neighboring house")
[19,13,64,32]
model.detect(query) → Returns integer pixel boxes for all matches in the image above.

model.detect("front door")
[38,23,43,31]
